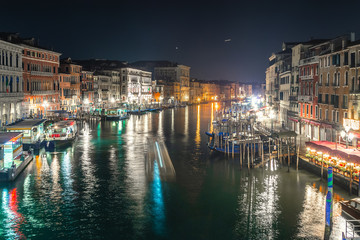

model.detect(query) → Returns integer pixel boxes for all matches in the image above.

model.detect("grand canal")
[0,103,352,239]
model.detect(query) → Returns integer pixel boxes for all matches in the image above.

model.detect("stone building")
[59,58,82,111]
[0,39,24,124]
[120,67,152,104]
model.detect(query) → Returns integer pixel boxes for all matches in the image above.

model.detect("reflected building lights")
[152,161,165,235]
[210,103,214,132]
[195,105,201,147]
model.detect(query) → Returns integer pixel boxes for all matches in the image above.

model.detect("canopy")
[306,141,360,164]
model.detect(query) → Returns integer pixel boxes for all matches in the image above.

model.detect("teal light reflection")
[152,161,165,235]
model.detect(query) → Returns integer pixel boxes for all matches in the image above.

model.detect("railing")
[299,56,319,65]
[30,71,54,77]
[343,219,360,239]
[289,96,298,101]
[298,95,313,102]
[301,75,314,80]
[0,92,24,98]
[31,90,56,95]
[0,65,22,72]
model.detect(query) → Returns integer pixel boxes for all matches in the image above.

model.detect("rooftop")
[0,132,23,145]
[6,119,47,129]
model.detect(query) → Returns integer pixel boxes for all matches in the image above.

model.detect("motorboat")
[45,120,77,149]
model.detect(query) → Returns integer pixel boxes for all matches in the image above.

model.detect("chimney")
[351,32,355,42]
[342,39,347,49]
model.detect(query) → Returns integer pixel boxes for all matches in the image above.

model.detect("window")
[302,104,305,114]
[320,74,323,85]
[345,71,348,86]
[337,72,340,86]
[310,105,313,117]
[307,105,309,115]
[325,94,329,104]
[319,108,322,119]
[315,106,318,118]
[344,52,349,65]
[326,73,329,86]
[344,112,348,119]
[318,93,322,103]
[332,110,335,122]
[336,111,339,122]
[343,95,348,108]
[333,73,336,86]
[351,52,356,67]
[328,56,331,66]
[325,109,328,120]
[315,83,318,96]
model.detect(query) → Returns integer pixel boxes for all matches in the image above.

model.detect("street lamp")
[42,100,49,118]
[341,125,354,149]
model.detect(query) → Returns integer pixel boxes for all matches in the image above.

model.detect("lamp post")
[341,125,354,149]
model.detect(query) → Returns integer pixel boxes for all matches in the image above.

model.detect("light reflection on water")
[0,103,354,239]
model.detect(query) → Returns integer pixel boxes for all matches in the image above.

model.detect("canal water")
[0,103,352,239]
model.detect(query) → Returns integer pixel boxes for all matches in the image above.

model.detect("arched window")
[5,76,8,93]
[16,77,19,92]
[5,52,8,66]
[9,53,12,67]
[327,73,330,85]
[320,74,323,85]
[337,72,340,86]
[27,80,29,92]
[16,54,19,68]
[9,77,13,93]
[345,71,349,86]
[352,77,355,91]
[2,76,4,92]
[2,51,4,65]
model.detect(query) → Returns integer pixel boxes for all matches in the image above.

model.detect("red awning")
[288,117,299,122]
[306,141,360,164]
[301,118,321,126]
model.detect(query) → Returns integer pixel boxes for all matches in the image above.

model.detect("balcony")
[0,92,24,98]
[289,96,298,102]
[31,90,57,95]
[298,95,313,102]
[30,71,54,77]
[71,83,80,89]
[299,56,319,66]
[301,75,314,80]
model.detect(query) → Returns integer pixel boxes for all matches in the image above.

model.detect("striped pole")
[324,166,333,240]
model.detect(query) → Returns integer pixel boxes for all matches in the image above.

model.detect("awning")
[301,118,321,126]
[306,141,360,164]
[288,117,298,122]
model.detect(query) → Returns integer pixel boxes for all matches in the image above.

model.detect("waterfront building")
[59,58,82,112]
[94,73,111,108]
[21,40,61,118]
[151,80,164,103]
[154,64,190,103]
[189,79,202,103]
[295,39,329,136]
[120,67,152,104]
[0,39,24,125]
[102,70,121,103]
[80,71,95,111]
[318,35,351,141]
[239,83,252,98]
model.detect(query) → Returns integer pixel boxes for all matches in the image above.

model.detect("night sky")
[3,0,360,83]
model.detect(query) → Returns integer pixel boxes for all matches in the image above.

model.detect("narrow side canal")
[0,103,351,239]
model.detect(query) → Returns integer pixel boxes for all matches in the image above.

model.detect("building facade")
[0,40,24,125]
[22,44,61,117]
[120,68,152,105]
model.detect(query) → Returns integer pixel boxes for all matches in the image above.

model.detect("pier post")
[287,138,290,172]
[232,141,234,158]
[321,153,324,180]
[350,164,353,196]
[247,143,250,169]
[324,167,333,240]
[279,139,282,166]
[296,144,300,171]
[240,143,242,168]
[261,141,264,168]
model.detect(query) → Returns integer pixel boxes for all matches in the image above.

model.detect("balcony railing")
[299,56,319,65]
[301,75,314,80]
[289,96,298,101]
[0,92,24,98]
[31,90,57,95]
[298,95,313,102]
[30,71,54,77]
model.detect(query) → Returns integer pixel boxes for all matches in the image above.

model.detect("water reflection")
[0,104,354,239]
[1,188,25,239]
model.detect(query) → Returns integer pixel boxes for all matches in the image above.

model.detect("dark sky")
[3,0,360,83]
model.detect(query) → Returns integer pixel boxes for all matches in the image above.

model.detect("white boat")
[45,120,78,148]
[102,108,129,120]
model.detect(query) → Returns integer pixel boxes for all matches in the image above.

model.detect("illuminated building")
[121,67,152,104]
[59,58,82,111]
[0,38,24,125]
